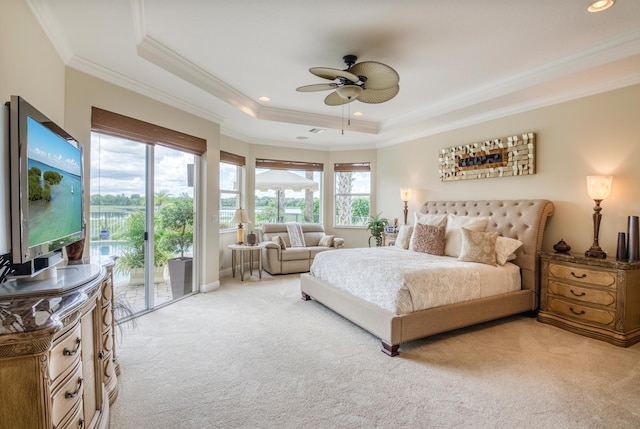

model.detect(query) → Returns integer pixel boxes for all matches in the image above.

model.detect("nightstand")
[383,231,397,246]
[538,252,640,347]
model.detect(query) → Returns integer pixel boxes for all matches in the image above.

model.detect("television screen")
[26,116,83,247]
[9,96,85,268]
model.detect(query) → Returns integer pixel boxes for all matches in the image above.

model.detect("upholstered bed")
[300,199,554,356]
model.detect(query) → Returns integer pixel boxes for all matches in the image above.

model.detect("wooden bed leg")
[301,292,312,301]
[381,341,399,357]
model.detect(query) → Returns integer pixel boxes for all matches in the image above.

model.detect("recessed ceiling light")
[308,128,325,134]
[258,96,271,102]
[353,112,364,117]
[588,0,615,12]
[296,136,309,140]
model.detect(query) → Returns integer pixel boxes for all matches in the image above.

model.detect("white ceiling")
[28,0,640,151]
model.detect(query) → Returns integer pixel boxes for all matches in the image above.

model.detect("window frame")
[333,162,371,228]
[220,151,245,231]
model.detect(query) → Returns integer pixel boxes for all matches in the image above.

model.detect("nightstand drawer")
[548,280,616,307]
[548,296,615,327]
[548,263,616,288]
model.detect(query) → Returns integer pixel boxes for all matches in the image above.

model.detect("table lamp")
[585,175,612,258]
[231,208,250,244]
[400,188,412,225]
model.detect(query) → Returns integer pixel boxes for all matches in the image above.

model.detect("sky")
[90,133,194,198]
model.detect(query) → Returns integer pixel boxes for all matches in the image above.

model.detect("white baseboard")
[200,280,220,293]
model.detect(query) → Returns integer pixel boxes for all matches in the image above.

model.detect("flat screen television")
[8,96,85,277]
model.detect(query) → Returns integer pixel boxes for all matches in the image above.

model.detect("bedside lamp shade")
[586,176,612,200]
[231,208,251,244]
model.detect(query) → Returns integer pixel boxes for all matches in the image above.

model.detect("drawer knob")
[63,338,81,356]
[570,307,586,316]
[570,289,586,297]
[570,271,587,279]
[65,377,83,399]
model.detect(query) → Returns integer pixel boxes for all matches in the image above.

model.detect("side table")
[228,244,263,281]
[538,251,640,347]
[383,231,397,246]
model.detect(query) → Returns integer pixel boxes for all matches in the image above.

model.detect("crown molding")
[26,0,73,63]
[67,55,225,124]
[380,31,640,133]
[377,71,640,149]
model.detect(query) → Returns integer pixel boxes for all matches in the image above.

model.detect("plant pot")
[167,257,193,298]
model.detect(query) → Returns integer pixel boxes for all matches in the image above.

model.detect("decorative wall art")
[438,132,536,181]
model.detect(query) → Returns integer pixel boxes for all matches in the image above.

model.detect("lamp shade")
[400,188,412,202]
[586,176,613,200]
[231,208,250,224]
[336,85,362,100]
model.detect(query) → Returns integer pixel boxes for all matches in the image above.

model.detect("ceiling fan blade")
[349,61,399,90]
[324,91,358,106]
[296,83,338,92]
[357,85,400,104]
[310,67,359,83]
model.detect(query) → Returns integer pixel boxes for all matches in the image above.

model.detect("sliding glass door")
[90,132,197,319]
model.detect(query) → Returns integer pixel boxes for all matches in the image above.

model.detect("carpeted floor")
[110,274,640,429]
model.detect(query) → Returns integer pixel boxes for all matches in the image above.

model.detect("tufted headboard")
[419,200,554,298]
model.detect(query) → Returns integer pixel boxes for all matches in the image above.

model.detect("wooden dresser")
[538,252,640,347]
[0,260,118,428]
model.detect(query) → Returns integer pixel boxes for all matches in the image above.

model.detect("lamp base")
[236,225,245,245]
[585,246,607,258]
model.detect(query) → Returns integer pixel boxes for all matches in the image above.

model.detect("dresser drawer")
[548,263,616,288]
[51,362,83,427]
[55,398,82,429]
[548,296,615,327]
[50,322,82,383]
[547,280,616,307]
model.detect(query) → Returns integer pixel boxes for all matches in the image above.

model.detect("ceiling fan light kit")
[297,54,399,106]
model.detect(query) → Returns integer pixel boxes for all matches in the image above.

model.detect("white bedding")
[310,246,521,315]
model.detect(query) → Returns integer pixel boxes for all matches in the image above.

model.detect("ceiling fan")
[296,55,399,106]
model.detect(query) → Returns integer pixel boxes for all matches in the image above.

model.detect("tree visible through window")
[220,151,245,230]
[334,162,371,226]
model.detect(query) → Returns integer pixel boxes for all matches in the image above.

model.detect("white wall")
[1,0,66,257]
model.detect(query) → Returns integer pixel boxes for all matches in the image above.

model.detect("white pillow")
[394,225,413,249]
[444,214,491,257]
[409,213,447,251]
[495,236,523,265]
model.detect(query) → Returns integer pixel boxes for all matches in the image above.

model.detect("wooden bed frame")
[300,199,554,356]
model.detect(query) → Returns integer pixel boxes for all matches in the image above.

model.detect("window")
[334,162,371,227]
[220,151,245,230]
[254,159,322,226]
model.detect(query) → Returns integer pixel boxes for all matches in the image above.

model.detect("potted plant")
[158,196,194,297]
[366,212,389,247]
[113,211,169,285]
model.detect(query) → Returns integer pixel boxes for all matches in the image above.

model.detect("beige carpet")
[110,274,640,429]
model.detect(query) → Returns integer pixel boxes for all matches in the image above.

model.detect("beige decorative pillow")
[412,224,446,256]
[444,214,491,257]
[272,235,286,250]
[495,236,523,265]
[394,225,413,249]
[409,213,447,250]
[458,228,499,266]
[318,234,335,247]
